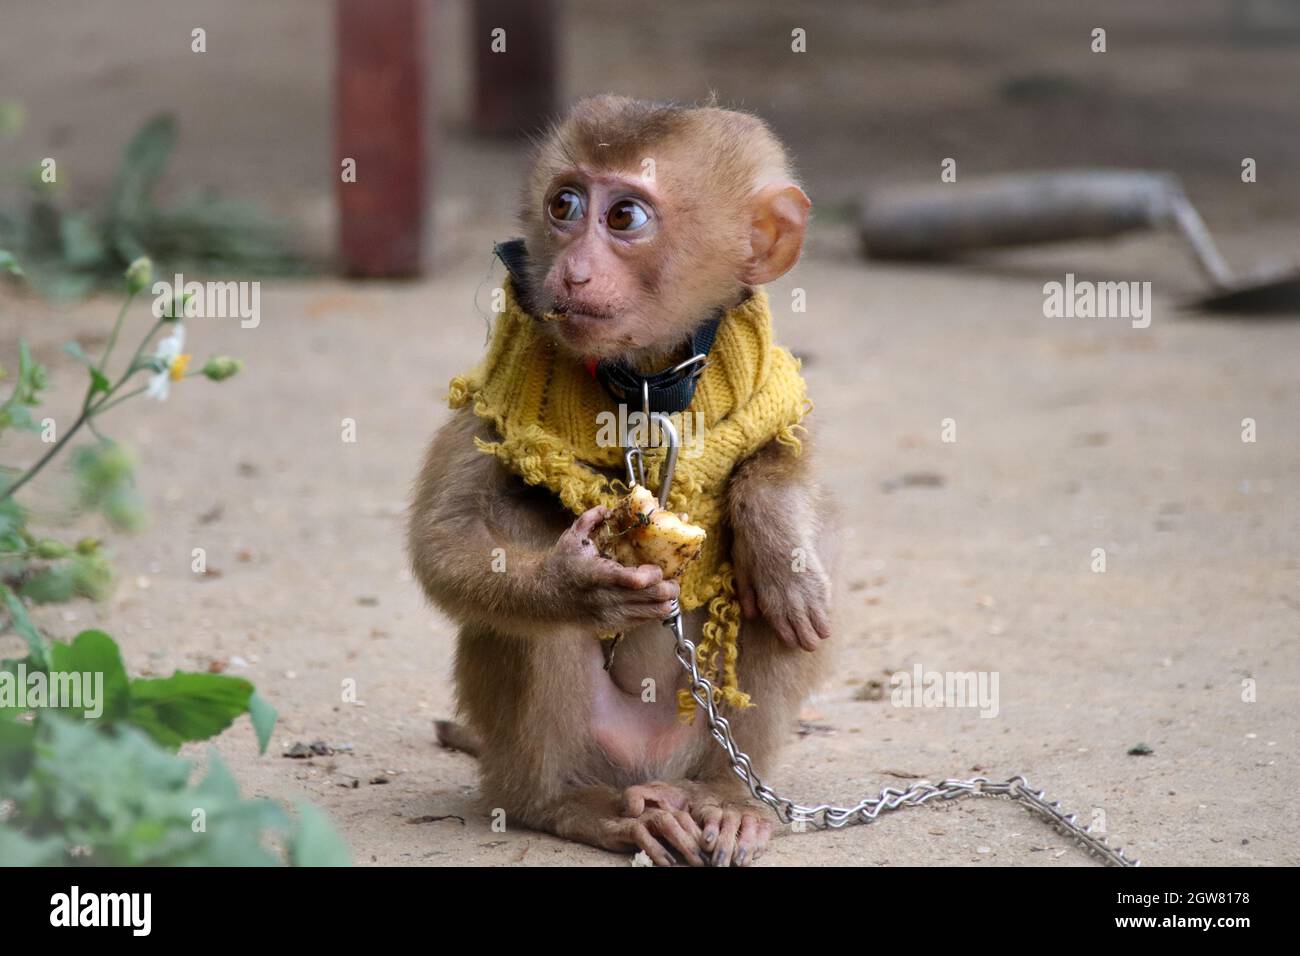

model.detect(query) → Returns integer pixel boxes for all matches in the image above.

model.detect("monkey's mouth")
[551,300,615,322]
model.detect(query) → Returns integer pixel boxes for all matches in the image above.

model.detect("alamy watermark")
[1043,273,1151,329]
[50,886,151,936]
[152,273,260,328]
[890,664,1000,718]
[596,406,706,460]
[0,662,104,718]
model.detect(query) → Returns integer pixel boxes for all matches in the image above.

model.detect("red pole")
[335,0,431,277]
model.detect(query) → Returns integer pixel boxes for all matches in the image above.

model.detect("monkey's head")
[520,96,811,364]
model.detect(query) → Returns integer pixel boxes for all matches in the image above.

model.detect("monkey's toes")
[698,805,773,867]
[618,807,707,866]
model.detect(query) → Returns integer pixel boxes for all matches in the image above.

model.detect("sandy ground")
[2,0,1298,866]
[4,227,1298,866]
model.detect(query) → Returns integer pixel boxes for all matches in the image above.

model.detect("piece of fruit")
[597,483,706,580]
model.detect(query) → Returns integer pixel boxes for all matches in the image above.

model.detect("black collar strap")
[594,315,720,414]
[494,238,722,415]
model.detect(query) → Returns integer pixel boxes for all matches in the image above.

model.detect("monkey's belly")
[585,625,704,776]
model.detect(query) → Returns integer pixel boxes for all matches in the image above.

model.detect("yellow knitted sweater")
[448,279,809,718]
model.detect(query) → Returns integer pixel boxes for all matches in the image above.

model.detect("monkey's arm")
[727,434,832,651]
[409,411,678,637]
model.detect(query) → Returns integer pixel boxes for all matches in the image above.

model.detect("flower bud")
[33,538,71,559]
[124,256,153,295]
[201,356,243,382]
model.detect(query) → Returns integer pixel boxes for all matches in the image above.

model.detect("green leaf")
[17,716,195,863]
[1,704,342,866]
[106,114,177,224]
[58,214,107,269]
[248,690,277,755]
[0,712,37,782]
[0,824,64,865]
[0,497,26,540]
[62,341,92,366]
[0,657,31,719]
[70,441,146,533]
[12,340,47,406]
[46,630,130,722]
[184,751,287,866]
[0,249,20,275]
[288,802,351,867]
[19,553,113,604]
[126,672,254,749]
[2,586,47,670]
[3,403,38,432]
[19,566,75,604]
[60,341,109,395]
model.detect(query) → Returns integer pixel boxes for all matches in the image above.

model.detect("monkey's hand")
[543,506,681,631]
[732,518,831,652]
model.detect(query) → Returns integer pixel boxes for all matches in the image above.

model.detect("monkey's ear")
[743,184,811,286]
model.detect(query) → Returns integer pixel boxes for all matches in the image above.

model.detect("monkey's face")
[524,168,751,364]
[520,100,813,366]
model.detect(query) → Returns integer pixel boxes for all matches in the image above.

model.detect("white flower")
[145,325,189,401]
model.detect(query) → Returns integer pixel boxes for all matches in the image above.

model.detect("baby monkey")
[410,96,832,866]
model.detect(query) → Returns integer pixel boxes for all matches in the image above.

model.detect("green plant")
[0,589,348,865]
[0,113,303,300]
[1,255,241,603]
[0,250,340,865]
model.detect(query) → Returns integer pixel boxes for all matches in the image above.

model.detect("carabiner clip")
[621,379,683,504]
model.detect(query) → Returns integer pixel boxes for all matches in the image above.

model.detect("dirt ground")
[1,1,1298,866]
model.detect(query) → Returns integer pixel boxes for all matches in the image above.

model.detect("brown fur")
[409,98,830,866]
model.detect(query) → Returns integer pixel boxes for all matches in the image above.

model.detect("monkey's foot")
[619,781,773,866]
[691,796,774,867]
[608,803,708,867]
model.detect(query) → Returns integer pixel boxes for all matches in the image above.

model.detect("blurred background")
[2,0,1298,278]
[1,1,1297,866]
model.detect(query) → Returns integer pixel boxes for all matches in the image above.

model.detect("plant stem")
[89,384,147,416]
[0,407,89,504]
[0,319,165,509]
[99,291,138,372]
[114,318,166,392]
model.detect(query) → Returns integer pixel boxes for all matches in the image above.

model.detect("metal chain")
[664,610,1140,867]
[622,403,1138,866]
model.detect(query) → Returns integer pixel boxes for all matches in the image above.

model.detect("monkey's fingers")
[761,597,801,650]
[569,506,610,538]
[695,804,724,850]
[592,584,678,629]
[810,599,832,643]
[612,597,680,624]
[789,605,821,653]
[622,580,678,604]
[644,809,708,866]
[598,561,664,590]
[626,824,676,868]
[621,781,689,817]
[709,807,744,867]
[734,813,773,867]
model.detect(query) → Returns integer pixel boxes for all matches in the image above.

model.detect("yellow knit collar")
[449,279,810,717]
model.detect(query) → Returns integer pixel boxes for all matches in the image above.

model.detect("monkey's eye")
[606,200,649,232]
[548,189,586,222]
